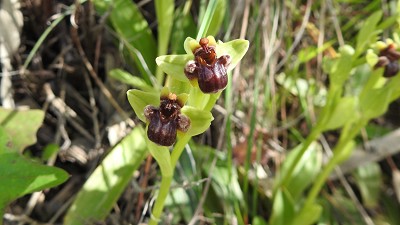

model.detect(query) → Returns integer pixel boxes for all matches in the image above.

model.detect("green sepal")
[177,93,189,105]
[366,49,379,68]
[127,89,159,122]
[216,39,250,72]
[180,106,214,137]
[183,36,217,54]
[160,86,170,97]
[160,87,188,106]
[156,54,194,82]
[184,36,200,54]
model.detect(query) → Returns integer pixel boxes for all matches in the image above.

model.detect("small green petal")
[181,106,214,136]
[375,41,387,50]
[160,86,170,97]
[184,37,199,54]
[216,39,249,72]
[177,93,189,105]
[156,54,194,81]
[127,89,160,122]
[206,35,217,46]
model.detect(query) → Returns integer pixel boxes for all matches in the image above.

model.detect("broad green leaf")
[109,69,154,91]
[356,11,382,57]
[93,0,157,80]
[0,107,44,151]
[274,142,322,200]
[293,203,323,225]
[269,188,295,225]
[156,54,193,82]
[181,106,214,137]
[64,127,148,225]
[127,89,159,122]
[353,162,382,208]
[359,87,392,119]
[0,127,68,214]
[323,97,358,131]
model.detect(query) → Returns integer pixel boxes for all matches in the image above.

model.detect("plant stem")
[301,121,364,211]
[148,1,220,222]
[171,134,192,168]
[148,175,173,225]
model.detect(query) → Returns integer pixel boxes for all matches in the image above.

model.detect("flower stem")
[301,121,364,213]
[148,175,173,225]
[148,134,191,224]
[171,134,192,168]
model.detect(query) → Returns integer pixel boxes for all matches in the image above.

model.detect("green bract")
[156,36,249,82]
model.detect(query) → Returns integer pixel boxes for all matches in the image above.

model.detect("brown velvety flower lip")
[144,93,190,146]
[375,44,400,77]
[184,37,231,93]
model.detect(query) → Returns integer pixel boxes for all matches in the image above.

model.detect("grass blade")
[155,0,174,83]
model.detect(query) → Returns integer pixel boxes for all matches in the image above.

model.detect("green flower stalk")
[127,36,248,224]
